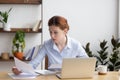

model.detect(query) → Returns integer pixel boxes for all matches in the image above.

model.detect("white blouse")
[29,36,88,69]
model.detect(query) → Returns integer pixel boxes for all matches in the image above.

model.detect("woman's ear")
[64,29,68,34]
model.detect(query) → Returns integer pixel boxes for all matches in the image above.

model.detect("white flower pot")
[3,23,11,31]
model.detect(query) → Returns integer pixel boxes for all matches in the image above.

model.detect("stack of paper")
[8,73,38,79]
[34,70,56,75]
[48,64,62,74]
[48,64,62,70]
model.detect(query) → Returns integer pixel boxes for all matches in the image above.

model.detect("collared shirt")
[29,36,88,69]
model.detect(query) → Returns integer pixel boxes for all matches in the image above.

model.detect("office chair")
[45,55,48,69]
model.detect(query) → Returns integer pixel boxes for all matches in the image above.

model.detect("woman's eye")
[49,31,58,35]
[54,32,58,34]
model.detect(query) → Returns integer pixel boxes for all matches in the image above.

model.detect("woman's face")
[49,25,68,44]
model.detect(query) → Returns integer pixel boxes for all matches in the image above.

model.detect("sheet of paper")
[34,70,56,75]
[14,57,36,75]
[48,64,62,70]
[48,64,62,74]
[8,72,37,79]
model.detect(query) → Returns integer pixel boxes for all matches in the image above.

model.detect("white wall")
[43,0,118,54]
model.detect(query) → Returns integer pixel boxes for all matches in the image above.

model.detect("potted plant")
[108,36,120,71]
[83,42,93,57]
[95,40,109,66]
[12,30,25,60]
[0,8,12,31]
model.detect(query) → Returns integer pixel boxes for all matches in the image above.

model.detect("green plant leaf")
[108,64,114,71]
[12,30,25,53]
[115,60,120,66]
[0,8,12,23]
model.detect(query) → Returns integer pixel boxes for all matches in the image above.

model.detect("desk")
[0,71,119,80]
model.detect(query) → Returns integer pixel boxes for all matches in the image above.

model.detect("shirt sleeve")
[77,43,89,58]
[29,44,46,69]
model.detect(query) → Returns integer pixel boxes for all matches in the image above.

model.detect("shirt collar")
[52,35,72,50]
[66,36,72,49]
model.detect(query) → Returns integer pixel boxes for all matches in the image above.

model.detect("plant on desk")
[83,36,120,71]
[12,30,25,60]
[95,40,109,67]
[83,41,109,68]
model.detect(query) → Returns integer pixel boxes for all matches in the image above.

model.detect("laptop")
[56,57,96,79]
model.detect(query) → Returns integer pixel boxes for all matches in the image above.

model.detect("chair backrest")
[45,55,48,69]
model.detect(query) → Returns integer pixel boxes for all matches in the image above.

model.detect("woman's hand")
[12,67,21,75]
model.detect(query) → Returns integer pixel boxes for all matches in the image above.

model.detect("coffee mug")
[97,65,107,75]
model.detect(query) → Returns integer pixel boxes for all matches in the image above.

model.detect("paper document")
[48,64,62,74]
[8,73,37,79]
[48,64,62,70]
[35,70,56,75]
[14,57,36,75]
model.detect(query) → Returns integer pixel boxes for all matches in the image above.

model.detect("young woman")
[12,15,88,75]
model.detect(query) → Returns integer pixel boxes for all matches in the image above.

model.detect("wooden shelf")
[0,0,42,4]
[0,28,42,33]
[0,56,30,61]
[0,57,13,61]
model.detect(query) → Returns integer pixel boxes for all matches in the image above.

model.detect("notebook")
[56,57,96,79]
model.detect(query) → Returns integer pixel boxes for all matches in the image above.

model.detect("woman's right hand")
[12,67,22,75]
